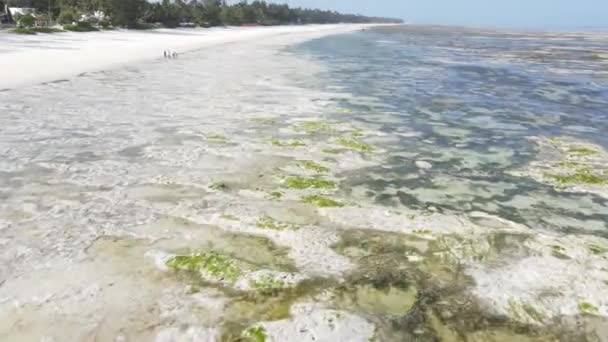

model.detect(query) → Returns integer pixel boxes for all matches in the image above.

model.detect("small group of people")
[163,50,178,59]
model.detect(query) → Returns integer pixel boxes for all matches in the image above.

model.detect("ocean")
[293,26,608,235]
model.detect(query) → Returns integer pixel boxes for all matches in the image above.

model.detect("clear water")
[293,26,608,236]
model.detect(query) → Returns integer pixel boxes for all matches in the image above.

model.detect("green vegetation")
[256,215,298,231]
[11,0,401,30]
[284,176,336,190]
[242,325,267,342]
[322,148,341,155]
[551,245,569,259]
[64,21,99,31]
[554,161,585,168]
[302,195,344,208]
[578,302,599,314]
[209,181,229,191]
[298,160,330,174]
[267,191,283,200]
[544,170,607,185]
[336,137,375,152]
[588,244,608,255]
[207,134,227,141]
[10,27,37,34]
[166,251,246,281]
[350,130,365,138]
[221,214,239,221]
[270,138,306,148]
[57,6,79,25]
[568,147,598,156]
[296,121,334,133]
[249,274,286,291]
[17,13,36,27]
[548,137,563,145]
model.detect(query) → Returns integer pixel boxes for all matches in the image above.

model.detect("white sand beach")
[0,24,367,89]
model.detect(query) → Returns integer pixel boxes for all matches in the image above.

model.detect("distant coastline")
[0,24,375,90]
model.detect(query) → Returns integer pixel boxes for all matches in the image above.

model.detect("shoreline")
[0,24,373,90]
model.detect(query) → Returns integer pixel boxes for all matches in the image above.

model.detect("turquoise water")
[293,26,608,235]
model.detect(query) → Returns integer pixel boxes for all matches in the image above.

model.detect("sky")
[268,0,607,30]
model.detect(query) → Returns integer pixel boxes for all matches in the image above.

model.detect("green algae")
[578,302,599,314]
[550,245,569,259]
[249,274,286,291]
[207,134,227,141]
[166,251,246,282]
[332,229,568,341]
[252,118,277,125]
[553,161,586,169]
[588,244,608,255]
[270,138,306,147]
[322,148,342,155]
[209,181,230,191]
[336,137,375,152]
[267,191,283,201]
[567,147,598,156]
[256,215,299,231]
[242,326,267,342]
[298,160,330,173]
[220,278,330,340]
[284,176,336,190]
[221,214,239,221]
[544,170,606,185]
[350,130,365,138]
[296,121,334,133]
[302,195,345,208]
[413,229,433,236]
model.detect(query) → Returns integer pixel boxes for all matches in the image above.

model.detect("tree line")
[2,0,403,28]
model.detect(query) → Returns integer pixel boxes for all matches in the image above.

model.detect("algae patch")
[302,195,345,208]
[206,134,228,142]
[242,325,267,342]
[298,160,330,173]
[209,181,230,191]
[270,138,306,148]
[544,170,607,185]
[166,251,246,282]
[588,244,608,255]
[567,147,598,156]
[322,148,342,155]
[578,302,599,314]
[267,191,283,201]
[296,121,334,133]
[221,214,240,221]
[284,176,336,190]
[336,137,375,152]
[249,274,286,292]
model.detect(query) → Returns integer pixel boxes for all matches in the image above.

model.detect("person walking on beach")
[163,50,168,58]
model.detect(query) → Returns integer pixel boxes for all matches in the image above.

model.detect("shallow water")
[294,26,608,235]
[1,26,608,341]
